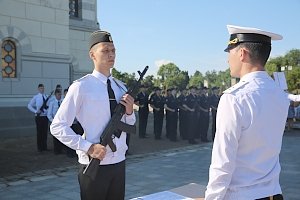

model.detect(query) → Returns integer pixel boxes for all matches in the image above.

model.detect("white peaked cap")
[227,25,283,40]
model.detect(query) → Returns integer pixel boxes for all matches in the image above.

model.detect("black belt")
[256,194,283,200]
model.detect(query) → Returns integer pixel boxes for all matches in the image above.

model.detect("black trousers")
[211,110,217,141]
[78,161,125,200]
[138,110,148,137]
[256,194,283,200]
[187,112,197,141]
[153,110,164,139]
[166,111,178,141]
[179,110,187,139]
[199,111,209,141]
[53,136,64,154]
[35,116,48,151]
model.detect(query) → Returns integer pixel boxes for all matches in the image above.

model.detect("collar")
[240,71,269,82]
[92,70,113,84]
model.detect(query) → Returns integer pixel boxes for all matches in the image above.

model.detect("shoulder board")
[73,74,91,83]
[223,80,249,94]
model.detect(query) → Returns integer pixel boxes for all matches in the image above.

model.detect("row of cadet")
[286,100,300,131]
[27,83,83,156]
[134,84,221,144]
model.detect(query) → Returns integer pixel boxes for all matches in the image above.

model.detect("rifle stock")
[83,66,149,179]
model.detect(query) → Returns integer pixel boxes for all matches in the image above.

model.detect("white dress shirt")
[47,99,61,122]
[27,93,48,116]
[50,70,136,165]
[205,71,289,200]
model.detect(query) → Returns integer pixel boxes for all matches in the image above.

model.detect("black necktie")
[107,79,121,138]
[58,101,61,107]
[107,79,117,116]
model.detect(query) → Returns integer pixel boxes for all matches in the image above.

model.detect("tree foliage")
[112,49,299,93]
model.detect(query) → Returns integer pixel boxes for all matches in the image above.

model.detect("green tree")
[157,63,186,90]
[189,70,203,87]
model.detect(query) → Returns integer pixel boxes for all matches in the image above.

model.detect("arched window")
[1,40,17,78]
[69,0,79,18]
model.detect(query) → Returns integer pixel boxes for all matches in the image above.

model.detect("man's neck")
[95,66,111,77]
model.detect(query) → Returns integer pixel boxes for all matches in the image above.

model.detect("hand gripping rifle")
[82,66,149,179]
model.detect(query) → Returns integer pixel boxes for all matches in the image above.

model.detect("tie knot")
[107,79,111,85]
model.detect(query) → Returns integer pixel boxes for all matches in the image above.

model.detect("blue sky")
[97,0,300,76]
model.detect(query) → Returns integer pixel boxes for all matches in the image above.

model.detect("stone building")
[0,0,99,136]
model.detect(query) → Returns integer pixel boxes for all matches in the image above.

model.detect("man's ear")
[239,47,247,62]
[89,50,94,60]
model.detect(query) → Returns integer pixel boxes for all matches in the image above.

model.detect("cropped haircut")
[239,43,271,66]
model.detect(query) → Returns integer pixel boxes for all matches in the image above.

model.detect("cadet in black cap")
[135,84,149,138]
[27,83,50,152]
[198,86,210,142]
[149,87,165,140]
[183,86,198,144]
[50,30,136,200]
[209,87,220,141]
[164,88,178,141]
[177,88,188,140]
[205,25,286,199]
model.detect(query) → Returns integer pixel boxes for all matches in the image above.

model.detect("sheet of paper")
[273,72,288,90]
[130,191,194,200]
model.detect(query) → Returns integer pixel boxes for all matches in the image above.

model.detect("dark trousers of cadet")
[256,194,283,200]
[138,109,148,137]
[199,111,209,141]
[187,112,197,142]
[35,116,49,151]
[65,123,84,157]
[166,111,178,141]
[211,110,217,141]
[78,161,125,200]
[195,111,201,139]
[53,136,64,154]
[153,110,164,139]
[179,110,187,140]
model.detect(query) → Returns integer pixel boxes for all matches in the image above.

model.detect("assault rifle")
[37,91,54,116]
[83,66,149,179]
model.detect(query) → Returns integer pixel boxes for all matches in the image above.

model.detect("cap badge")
[228,38,239,45]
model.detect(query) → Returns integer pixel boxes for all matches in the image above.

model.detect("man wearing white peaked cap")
[204,25,287,200]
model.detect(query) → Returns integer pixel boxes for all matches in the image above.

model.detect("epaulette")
[223,80,249,94]
[73,74,91,83]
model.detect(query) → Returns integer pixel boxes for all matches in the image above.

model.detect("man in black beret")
[149,87,165,140]
[50,30,136,200]
[134,84,149,138]
[209,86,220,141]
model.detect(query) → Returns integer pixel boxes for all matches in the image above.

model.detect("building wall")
[0,0,99,136]
[0,0,71,107]
[69,0,99,80]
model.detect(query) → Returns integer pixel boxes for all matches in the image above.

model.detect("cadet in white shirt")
[47,89,64,154]
[50,30,135,200]
[27,83,50,152]
[205,25,287,200]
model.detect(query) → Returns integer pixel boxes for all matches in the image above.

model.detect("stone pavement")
[0,131,299,200]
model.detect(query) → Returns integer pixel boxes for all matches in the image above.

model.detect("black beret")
[89,30,113,49]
